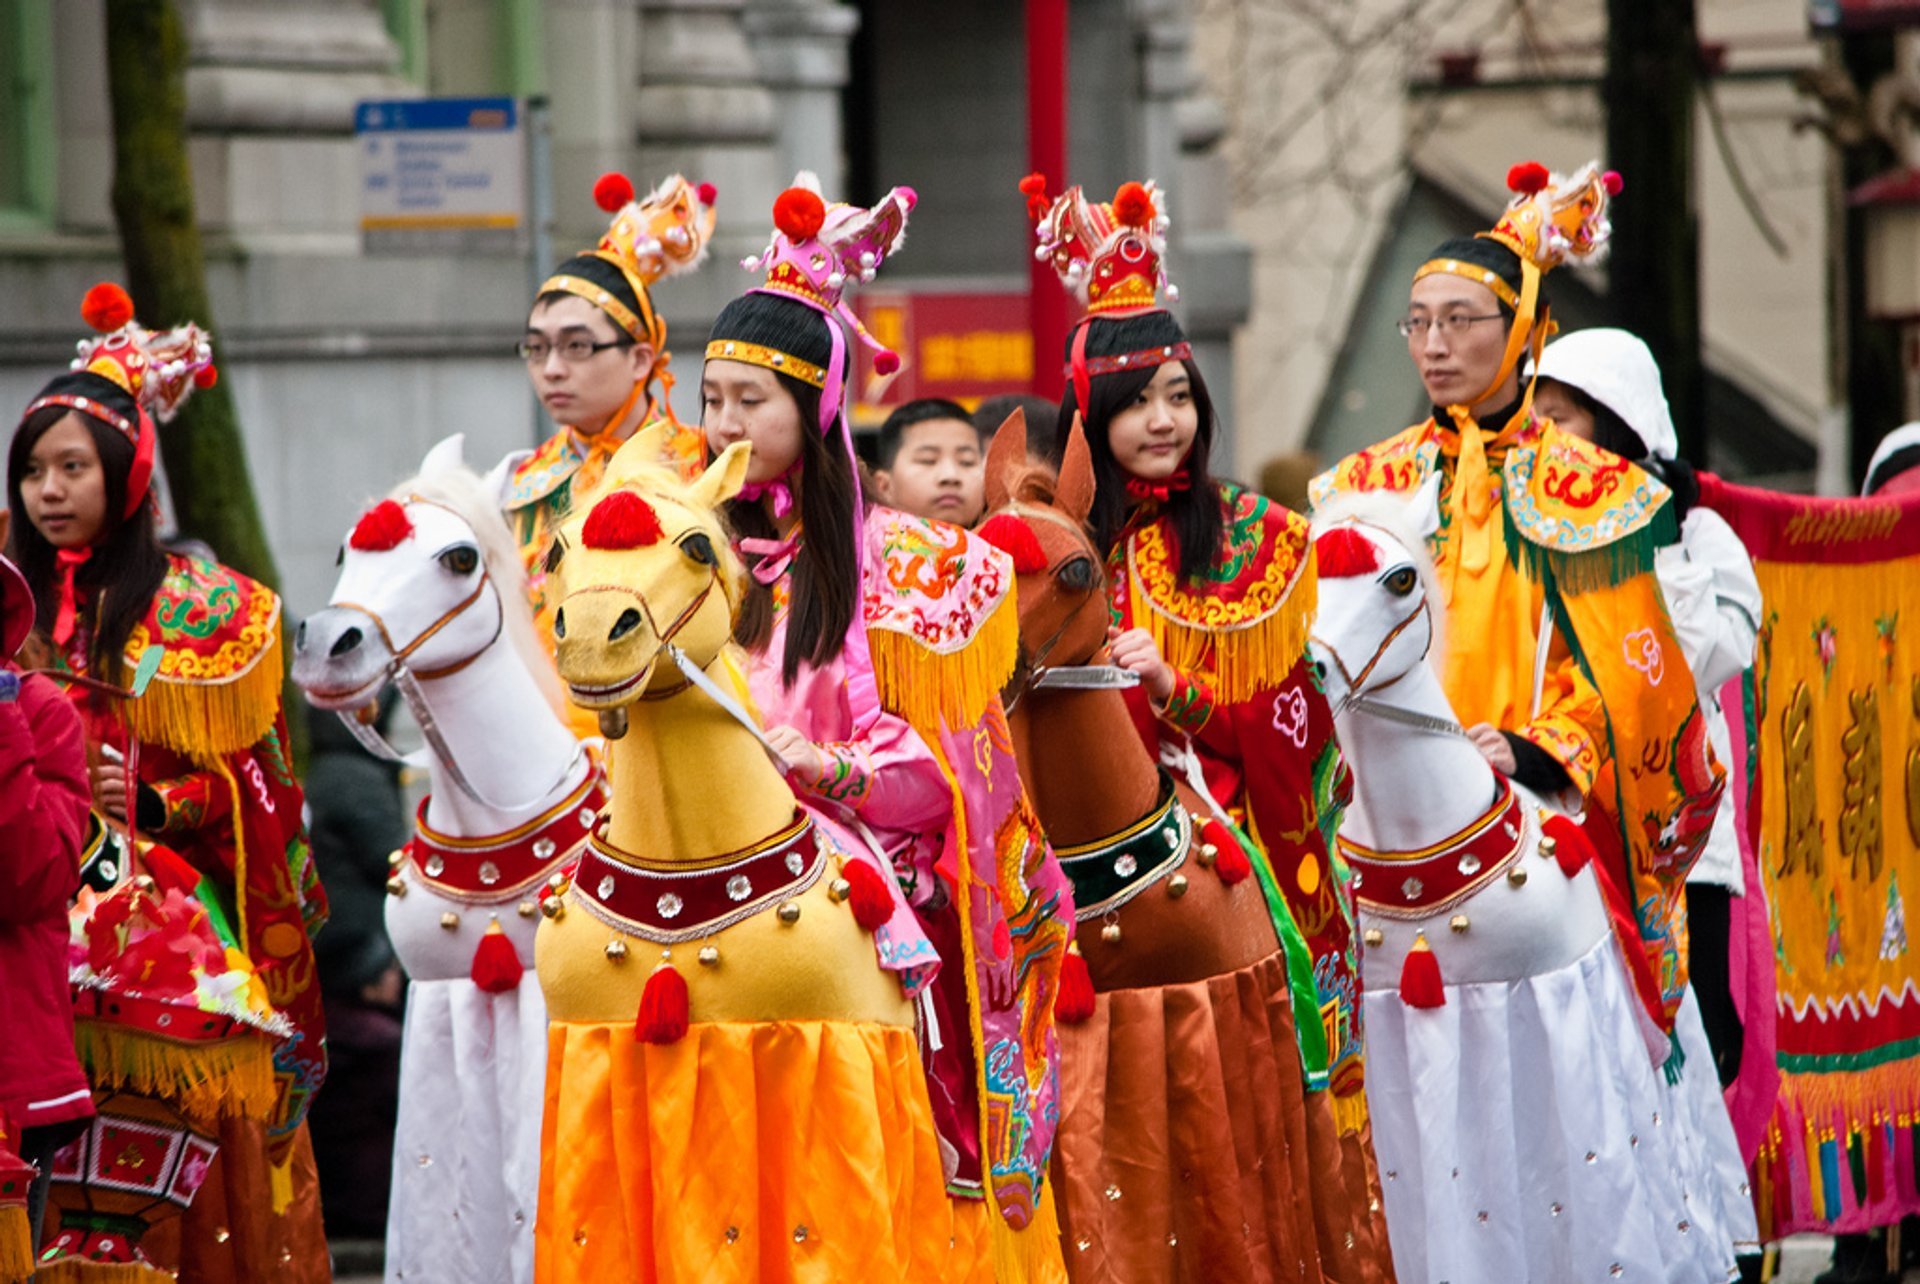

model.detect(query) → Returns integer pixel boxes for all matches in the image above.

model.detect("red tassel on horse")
[1400,932,1446,1008]
[1541,814,1594,879]
[1056,944,1095,1025]
[1201,818,1251,885]
[470,920,524,994]
[635,958,689,1044]
[841,859,895,932]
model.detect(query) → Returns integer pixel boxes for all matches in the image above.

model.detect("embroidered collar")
[571,812,825,943]
[407,768,607,904]
[1054,769,1190,921]
[1340,778,1531,919]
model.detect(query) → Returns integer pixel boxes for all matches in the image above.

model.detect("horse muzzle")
[553,589,661,713]
[293,605,394,710]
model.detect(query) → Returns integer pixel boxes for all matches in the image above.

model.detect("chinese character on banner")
[851,291,1036,418]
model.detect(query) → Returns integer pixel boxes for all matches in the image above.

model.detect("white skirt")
[383,978,548,1284]
[1363,933,1755,1283]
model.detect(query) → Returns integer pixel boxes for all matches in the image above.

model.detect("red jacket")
[0,667,93,1129]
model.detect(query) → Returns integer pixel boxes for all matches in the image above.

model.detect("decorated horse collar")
[402,768,607,904]
[570,811,825,943]
[1054,768,1190,922]
[1340,778,1530,919]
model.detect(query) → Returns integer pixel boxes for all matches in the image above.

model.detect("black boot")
[1814,1231,1896,1284]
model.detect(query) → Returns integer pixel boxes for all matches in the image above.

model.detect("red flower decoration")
[81,282,135,334]
[773,186,827,241]
[350,499,414,552]
[1313,527,1381,579]
[582,489,664,550]
[593,171,635,213]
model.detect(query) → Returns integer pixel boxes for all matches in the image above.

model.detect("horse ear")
[605,421,677,484]
[1057,412,1095,524]
[1410,470,1443,543]
[983,408,1030,512]
[688,441,753,508]
[419,433,467,480]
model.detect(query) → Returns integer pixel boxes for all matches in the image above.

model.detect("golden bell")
[827,878,851,903]
[697,946,720,967]
[1100,921,1122,944]
[439,911,460,931]
[132,875,156,894]
[605,939,628,960]
[388,849,406,869]
[778,901,803,924]
[1449,914,1470,934]
[1507,866,1529,888]
[518,900,538,918]
[1538,836,1558,860]
[540,896,566,921]
[386,876,407,898]
[549,872,570,892]
[1196,845,1217,868]
[1166,874,1189,899]
[1363,928,1384,948]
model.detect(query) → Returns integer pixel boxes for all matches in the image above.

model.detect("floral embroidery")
[1156,669,1213,734]
[1814,616,1838,684]
[1623,628,1665,686]
[863,510,1010,656]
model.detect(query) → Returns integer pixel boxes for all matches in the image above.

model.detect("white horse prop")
[1307,500,1754,1284]
[292,435,602,1284]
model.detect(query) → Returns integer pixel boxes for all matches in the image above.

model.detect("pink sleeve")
[799,706,953,833]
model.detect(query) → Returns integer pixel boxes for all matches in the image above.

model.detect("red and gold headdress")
[23,283,217,519]
[540,172,716,351]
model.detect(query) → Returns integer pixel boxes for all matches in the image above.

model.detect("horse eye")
[439,545,480,576]
[1057,557,1096,591]
[334,544,344,568]
[1384,567,1417,596]
[543,540,566,575]
[681,532,715,565]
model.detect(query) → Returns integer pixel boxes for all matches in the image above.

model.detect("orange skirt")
[537,1020,980,1283]
[1050,951,1394,1283]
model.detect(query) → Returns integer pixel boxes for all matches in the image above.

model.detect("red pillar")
[1026,0,1069,400]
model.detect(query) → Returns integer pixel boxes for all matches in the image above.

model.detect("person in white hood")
[1530,327,1762,1089]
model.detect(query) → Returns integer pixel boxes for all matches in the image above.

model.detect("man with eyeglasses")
[495,173,716,663]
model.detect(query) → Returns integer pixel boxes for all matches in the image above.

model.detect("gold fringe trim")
[869,587,1020,733]
[73,1022,278,1128]
[1330,1087,1370,1139]
[122,627,284,765]
[269,1155,293,1216]
[31,1261,173,1284]
[1140,555,1316,707]
[0,1204,31,1284]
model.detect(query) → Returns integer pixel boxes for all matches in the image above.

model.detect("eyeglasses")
[516,336,632,363]
[1397,313,1505,339]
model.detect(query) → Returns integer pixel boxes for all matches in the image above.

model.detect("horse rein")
[1309,524,1460,739]
[986,500,1111,711]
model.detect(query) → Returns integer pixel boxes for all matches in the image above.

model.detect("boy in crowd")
[872,397,987,527]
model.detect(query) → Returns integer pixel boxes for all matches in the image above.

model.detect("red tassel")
[695,181,717,206]
[1202,819,1251,885]
[1314,526,1381,578]
[1542,814,1594,879]
[1506,161,1551,195]
[635,958,689,1043]
[81,282,135,333]
[1056,944,1095,1024]
[582,489,664,549]
[141,844,202,897]
[978,514,1049,574]
[470,920,524,994]
[842,859,895,932]
[350,499,414,552]
[1399,933,1446,1008]
[593,171,634,212]
[773,186,827,241]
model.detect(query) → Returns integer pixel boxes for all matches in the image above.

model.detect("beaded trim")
[571,813,826,943]
[705,339,827,389]
[1065,341,1192,381]
[1412,258,1521,311]
[1340,779,1532,920]
[405,769,606,905]
[24,393,136,443]
[538,272,652,344]
[1054,770,1191,921]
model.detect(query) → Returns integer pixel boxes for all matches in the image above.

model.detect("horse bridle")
[1308,521,1463,740]
[985,500,1123,712]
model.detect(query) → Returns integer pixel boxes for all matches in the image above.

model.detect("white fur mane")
[1311,490,1447,671]
[385,464,567,716]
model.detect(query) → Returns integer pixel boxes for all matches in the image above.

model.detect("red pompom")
[81,282,135,334]
[842,859,895,932]
[1399,933,1446,1008]
[696,181,718,206]
[873,350,900,376]
[1055,946,1096,1024]
[349,499,415,552]
[193,365,218,390]
[634,960,689,1044]
[1111,181,1155,228]
[773,186,827,241]
[1541,814,1595,879]
[1202,818,1251,886]
[593,171,635,213]
[1506,162,1551,195]
[1602,169,1624,197]
[470,920,524,994]
[141,844,202,897]
[1314,526,1381,579]
[978,514,1049,575]
[582,489,664,550]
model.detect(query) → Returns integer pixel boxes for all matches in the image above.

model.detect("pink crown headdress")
[1024,175,1177,315]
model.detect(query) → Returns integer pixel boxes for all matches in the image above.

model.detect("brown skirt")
[137,1119,330,1284]
[1050,950,1395,1284]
